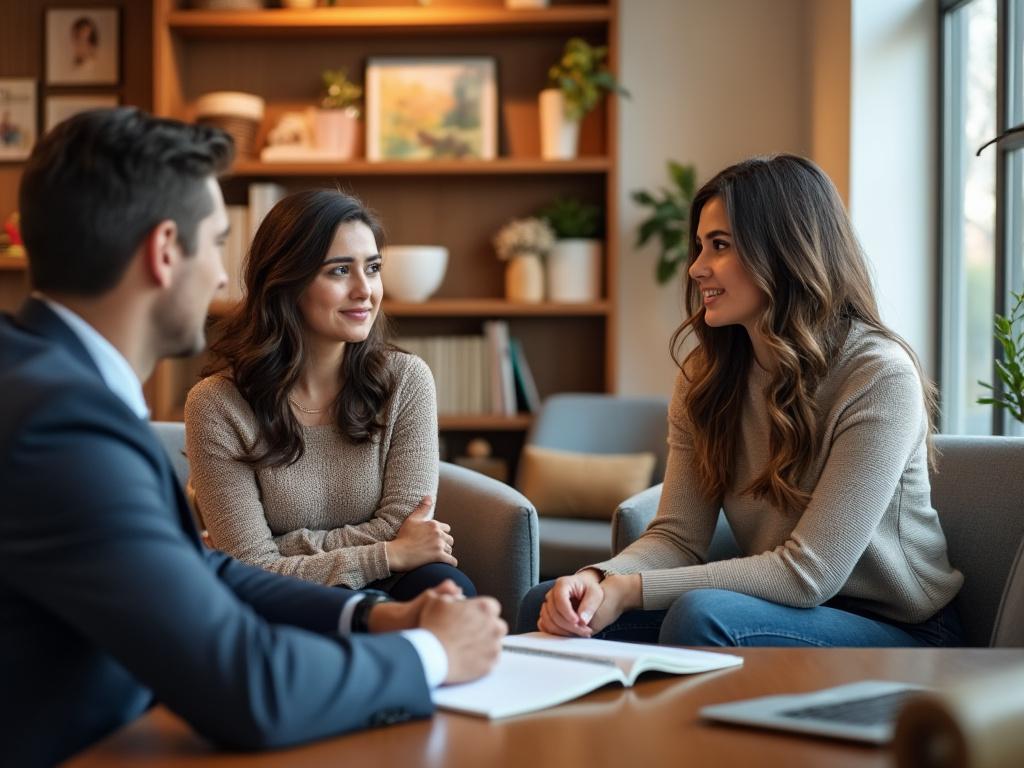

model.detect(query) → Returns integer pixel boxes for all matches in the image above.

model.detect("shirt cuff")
[337,596,448,688]
[400,628,448,689]
[338,593,364,636]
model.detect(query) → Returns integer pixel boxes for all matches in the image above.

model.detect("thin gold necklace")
[288,396,329,415]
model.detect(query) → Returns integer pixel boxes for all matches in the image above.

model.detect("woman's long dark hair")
[204,189,395,468]
[671,155,938,513]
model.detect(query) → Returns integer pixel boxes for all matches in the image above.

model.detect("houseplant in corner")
[977,289,1024,429]
[540,37,628,160]
[632,160,697,285]
[540,197,602,302]
[314,68,362,159]
[493,217,555,303]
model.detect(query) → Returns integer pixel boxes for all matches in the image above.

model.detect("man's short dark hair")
[19,107,234,296]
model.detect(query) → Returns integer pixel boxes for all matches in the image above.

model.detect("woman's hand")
[538,569,604,637]
[538,570,642,637]
[385,496,457,571]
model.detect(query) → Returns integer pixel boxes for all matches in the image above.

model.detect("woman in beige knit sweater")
[185,190,474,600]
[519,155,963,647]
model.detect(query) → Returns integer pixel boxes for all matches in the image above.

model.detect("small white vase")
[538,88,580,160]
[505,254,545,303]
[312,108,358,159]
[547,239,601,302]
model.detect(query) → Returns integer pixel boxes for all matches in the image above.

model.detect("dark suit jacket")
[0,299,432,767]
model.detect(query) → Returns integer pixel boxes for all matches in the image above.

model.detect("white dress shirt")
[37,295,448,688]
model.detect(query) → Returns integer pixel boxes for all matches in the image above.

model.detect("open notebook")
[433,632,743,719]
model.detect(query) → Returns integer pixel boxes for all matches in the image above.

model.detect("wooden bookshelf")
[151,0,620,466]
[209,298,610,318]
[230,157,609,177]
[167,6,610,38]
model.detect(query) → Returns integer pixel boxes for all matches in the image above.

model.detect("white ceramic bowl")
[382,245,449,303]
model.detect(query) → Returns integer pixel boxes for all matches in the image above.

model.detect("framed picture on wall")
[44,94,119,134]
[366,57,497,161]
[46,8,120,85]
[0,79,37,162]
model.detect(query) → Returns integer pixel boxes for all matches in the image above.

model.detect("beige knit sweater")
[591,323,963,624]
[183,352,438,589]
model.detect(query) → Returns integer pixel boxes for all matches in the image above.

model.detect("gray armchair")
[151,421,539,627]
[518,393,669,579]
[611,435,1024,647]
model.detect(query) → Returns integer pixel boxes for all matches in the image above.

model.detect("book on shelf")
[509,337,541,413]
[220,205,248,303]
[483,320,516,417]
[396,334,492,416]
[247,182,286,245]
[433,633,744,720]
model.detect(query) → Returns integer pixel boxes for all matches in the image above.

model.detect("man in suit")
[0,107,506,767]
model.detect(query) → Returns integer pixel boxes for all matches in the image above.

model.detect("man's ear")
[142,219,180,288]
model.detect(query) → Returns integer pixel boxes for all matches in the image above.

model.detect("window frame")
[940,0,1024,435]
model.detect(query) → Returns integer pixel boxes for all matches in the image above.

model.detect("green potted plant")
[977,290,1024,426]
[540,37,629,160]
[314,68,362,159]
[632,160,697,285]
[540,198,603,302]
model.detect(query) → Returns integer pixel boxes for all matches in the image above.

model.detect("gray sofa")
[517,393,670,579]
[151,421,539,627]
[611,434,1024,647]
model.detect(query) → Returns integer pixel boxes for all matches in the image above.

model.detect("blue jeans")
[367,562,476,602]
[515,581,964,647]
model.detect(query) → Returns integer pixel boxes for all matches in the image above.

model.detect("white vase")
[312,108,358,160]
[505,254,545,303]
[547,239,601,302]
[538,88,580,160]
[382,245,449,303]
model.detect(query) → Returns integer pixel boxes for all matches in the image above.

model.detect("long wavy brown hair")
[671,155,938,513]
[204,189,395,468]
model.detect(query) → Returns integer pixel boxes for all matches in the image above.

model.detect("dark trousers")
[368,563,477,602]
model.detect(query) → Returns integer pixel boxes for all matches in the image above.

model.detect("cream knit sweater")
[591,323,963,624]
[184,352,438,589]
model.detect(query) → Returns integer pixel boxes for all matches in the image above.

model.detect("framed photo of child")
[46,8,120,86]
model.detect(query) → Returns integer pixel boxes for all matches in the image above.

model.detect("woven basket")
[195,91,265,158]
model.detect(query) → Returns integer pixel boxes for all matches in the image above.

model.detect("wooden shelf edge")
[168,6,610,37]
[0,255,28,272]
[385,299,610,317]
[229,158,609,177]
[209,299,610,318]
[439,414,533,431]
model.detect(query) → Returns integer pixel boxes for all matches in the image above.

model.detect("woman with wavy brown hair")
[519,155,964,647]
[184,189,475,601]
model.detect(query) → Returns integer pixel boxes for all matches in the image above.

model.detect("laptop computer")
[699,680,928,744]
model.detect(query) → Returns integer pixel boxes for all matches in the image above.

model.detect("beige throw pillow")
[517,445,657,520]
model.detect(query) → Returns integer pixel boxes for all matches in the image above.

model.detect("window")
[941,0,1024,436]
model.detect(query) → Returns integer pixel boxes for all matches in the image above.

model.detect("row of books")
[396,321,540,416]
[220,182,287,302]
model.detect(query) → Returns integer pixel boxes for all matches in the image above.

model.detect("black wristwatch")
[351,589,393,634]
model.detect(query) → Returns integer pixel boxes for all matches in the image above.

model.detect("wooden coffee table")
[66,647,1024,768]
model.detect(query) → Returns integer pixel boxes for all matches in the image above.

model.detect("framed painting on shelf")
[46,8,120,86]
[366,57,497,162]
[44,94,119,135]
[0,79,37,162]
